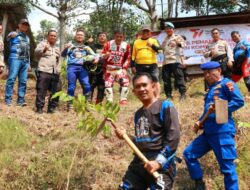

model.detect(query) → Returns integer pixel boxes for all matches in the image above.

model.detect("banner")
[157,23,250,64]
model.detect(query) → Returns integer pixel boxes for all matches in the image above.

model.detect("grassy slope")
[0,79,249,190]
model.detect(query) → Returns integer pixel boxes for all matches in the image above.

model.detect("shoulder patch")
[226,82,234,92]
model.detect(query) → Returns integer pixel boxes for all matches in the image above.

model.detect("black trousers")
[135,63,159,82]
[119,155,175,190]
[162,63,186,97]
[36,71,61,109]
[212,54,231,79]
[89,71,105,103]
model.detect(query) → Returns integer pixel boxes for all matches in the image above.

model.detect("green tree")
[130,0,158,30]
[75,0,145,42]
[0,0,32,13]
[28,0,91,50]
[181,0,239,15]
[35,19,58,42]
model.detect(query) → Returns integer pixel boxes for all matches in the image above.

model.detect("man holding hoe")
[115,72,180,189]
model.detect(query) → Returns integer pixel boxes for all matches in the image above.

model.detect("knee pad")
[105,87,113,102]
[120,86,129,101]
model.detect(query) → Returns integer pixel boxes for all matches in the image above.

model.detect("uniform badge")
[226,82,234,92]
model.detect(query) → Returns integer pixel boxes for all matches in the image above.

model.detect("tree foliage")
[75,0,145,42]
[27,0,91,50]
[130,0,158,30]
[0,0,32,13]
[52,92,120,137]
[181,0,250,15]
[35,19,58,42]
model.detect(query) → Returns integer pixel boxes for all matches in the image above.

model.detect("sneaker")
[36,108,43,114]
[5,102,12,107]
[17,102,27,107]
[119,100,127,106]
[47,107,55,114]
[195,179,206,190]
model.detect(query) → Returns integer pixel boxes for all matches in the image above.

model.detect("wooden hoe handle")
[109,120,160,179]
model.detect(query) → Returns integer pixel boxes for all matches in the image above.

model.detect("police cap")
[200,61,220,70]
[164,22,175,29]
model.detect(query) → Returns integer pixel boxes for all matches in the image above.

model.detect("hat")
[164,22,175,29]
[200,61,220,70]
[19,19,30,26]
[141,25,151,31]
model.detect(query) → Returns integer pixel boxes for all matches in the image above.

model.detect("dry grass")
[0,78,249,189]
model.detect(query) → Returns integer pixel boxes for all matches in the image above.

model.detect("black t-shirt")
[88,43,105,74]
[134,99,180,153]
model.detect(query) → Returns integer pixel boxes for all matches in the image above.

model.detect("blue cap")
[200,61,220,70]
[164,22,175,29]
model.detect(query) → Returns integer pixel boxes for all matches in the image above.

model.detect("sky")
[28,0,194,34]
[28,0,91,34]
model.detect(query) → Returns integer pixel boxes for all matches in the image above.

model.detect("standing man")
[231,31,250,99]
[131,25,161,98]
[162,22,186,100]
[61,29,98,110]
[183,61,244,190]
[35,29,61,114]
[87,32,107,104]
[0,23,5,73]
[102,29,131,105]
[5,19,30,106]
[204,28,233,79]
[115,72,180,189]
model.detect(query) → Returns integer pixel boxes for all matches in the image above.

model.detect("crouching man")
[116,73,180,189]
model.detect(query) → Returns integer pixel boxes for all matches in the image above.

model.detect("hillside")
[0,78,249,190]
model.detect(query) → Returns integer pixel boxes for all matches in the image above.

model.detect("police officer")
[161,22,186,101]
[116,72,180,189]
[204,28,233,79]
[35,29,61,114]
[183,61,244,190]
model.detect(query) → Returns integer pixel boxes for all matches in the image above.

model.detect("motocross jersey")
[102,40,131,70]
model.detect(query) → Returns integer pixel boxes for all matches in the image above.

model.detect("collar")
[208,77,223,89]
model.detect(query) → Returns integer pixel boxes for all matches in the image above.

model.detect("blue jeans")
[5,58,29,104]
[67,65,91,97]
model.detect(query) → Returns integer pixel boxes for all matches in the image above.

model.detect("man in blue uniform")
[115,72,180,189]
[5,19,30,106]
[183,61,244,190]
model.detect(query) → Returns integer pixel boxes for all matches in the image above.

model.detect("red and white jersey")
[102,40,131,70]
